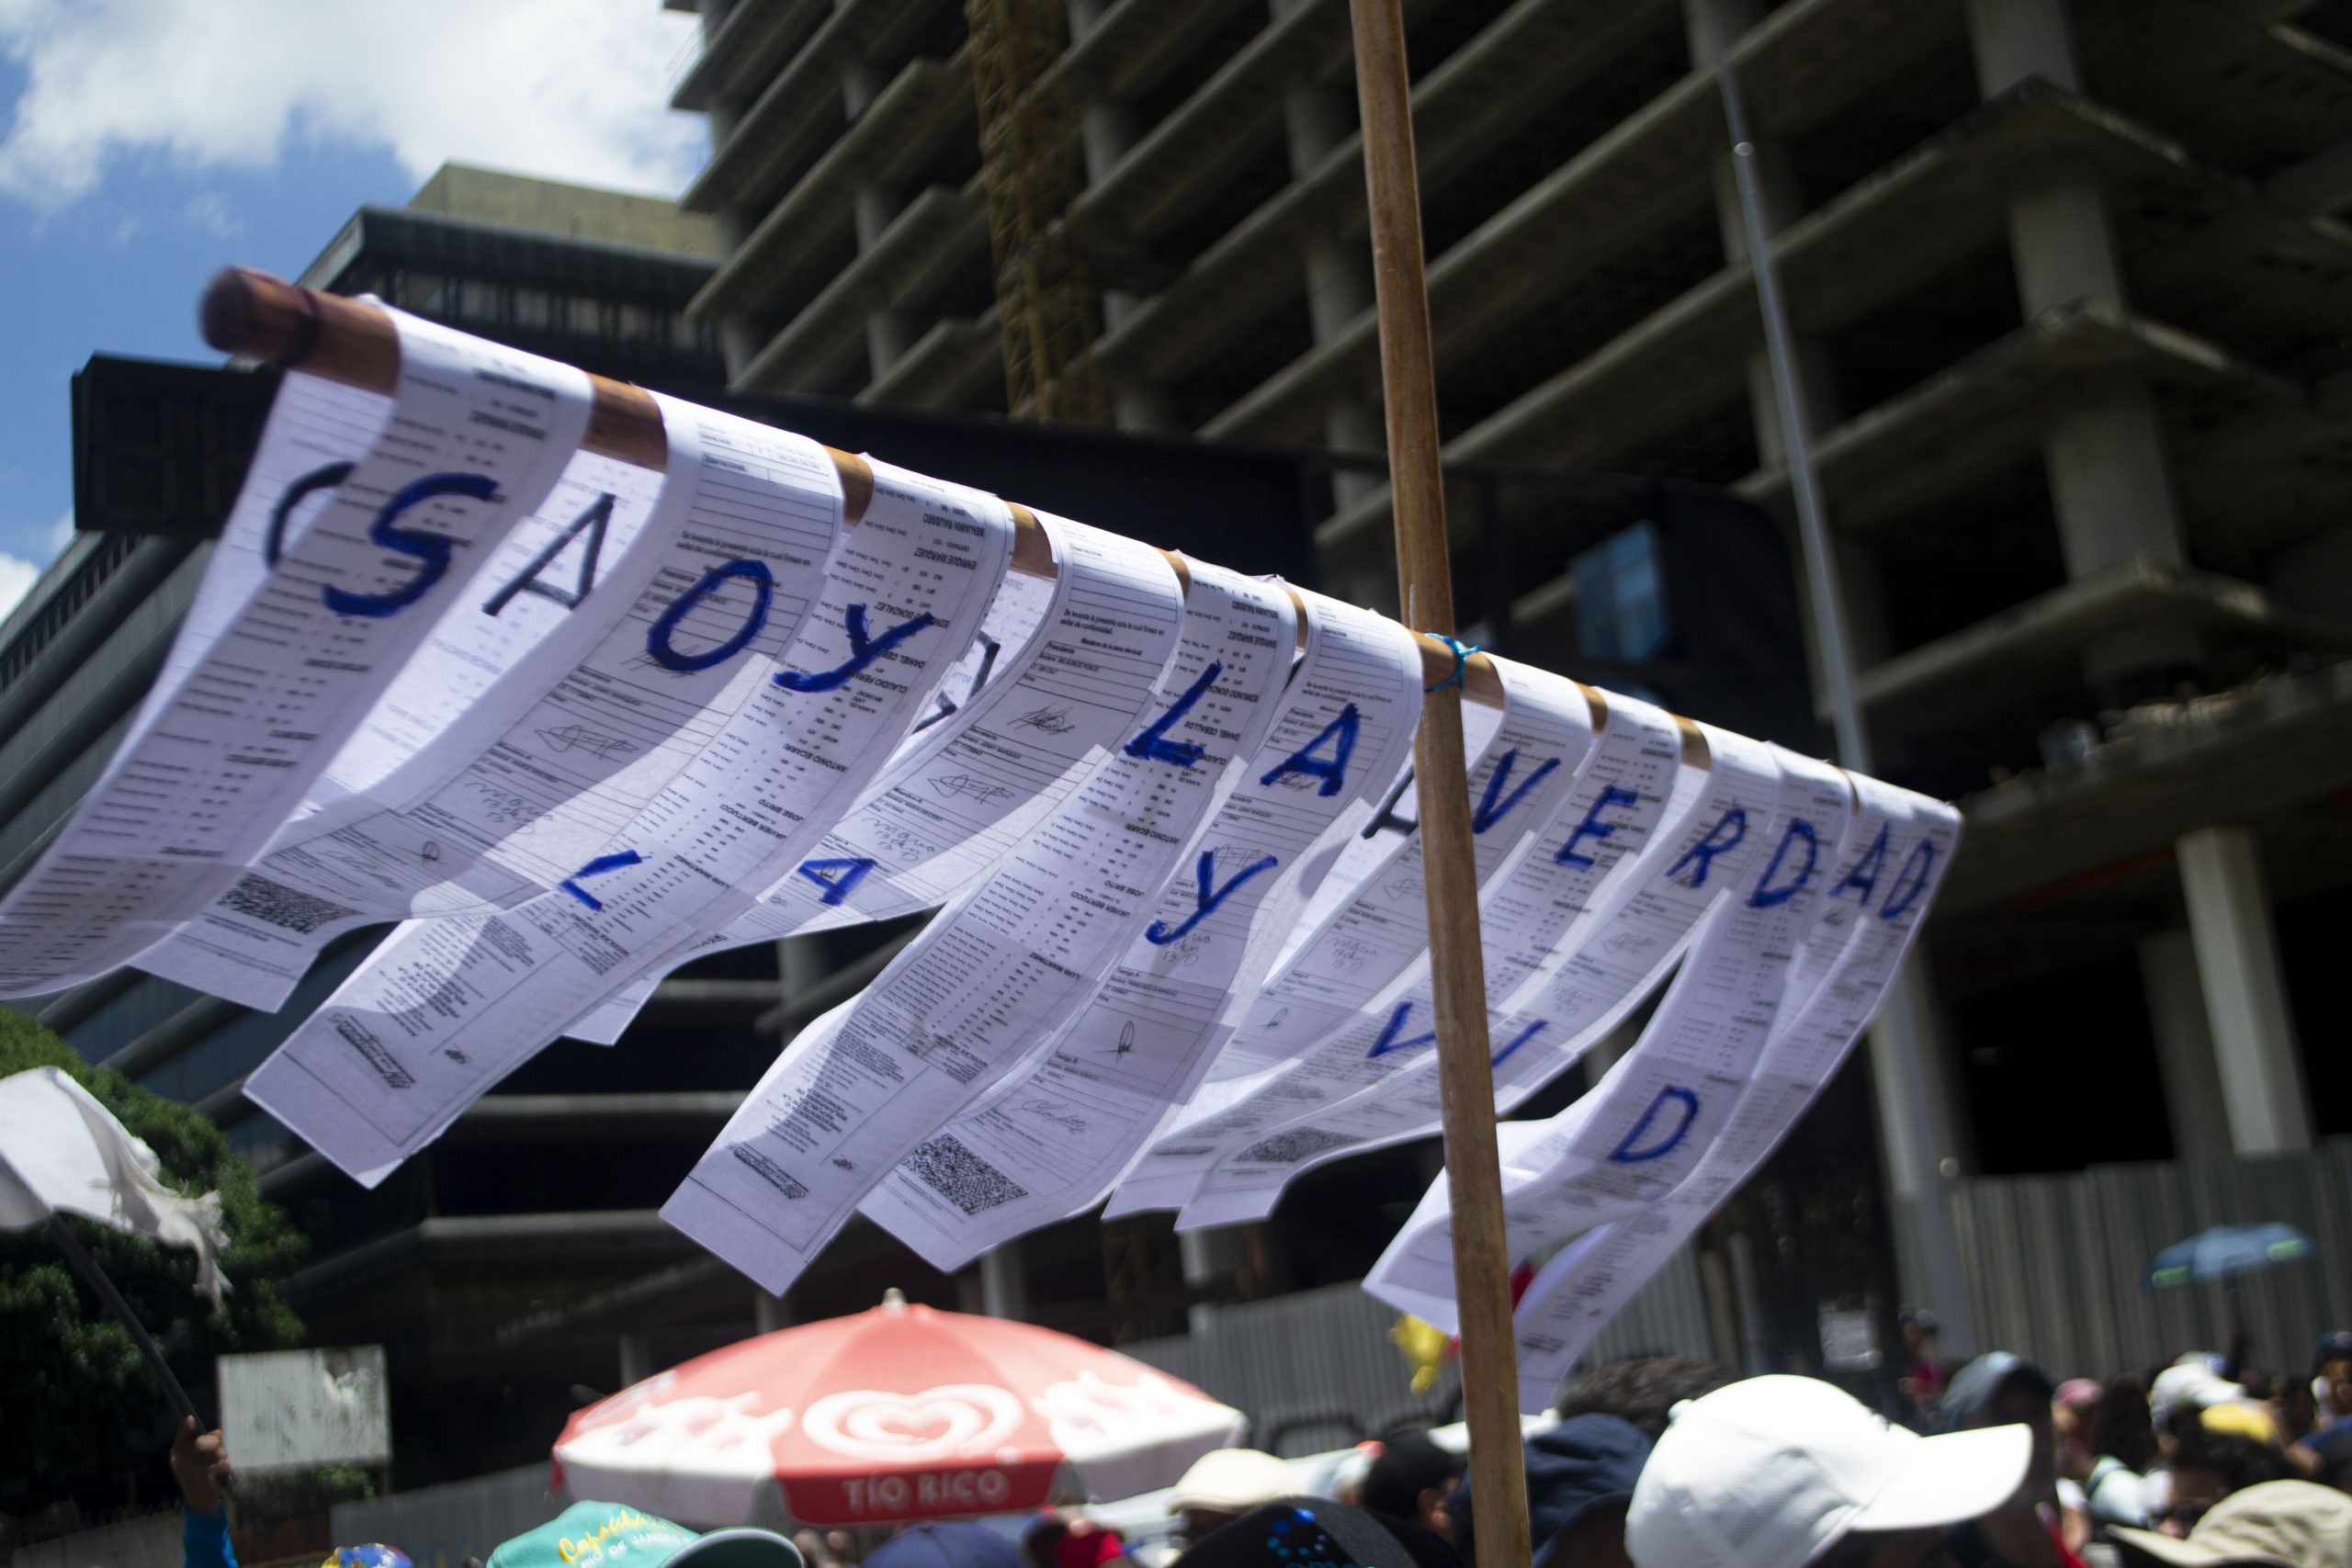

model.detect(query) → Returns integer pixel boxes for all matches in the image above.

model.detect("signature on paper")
[1009,705,1078,735]
[538,724,637,761]
[1022,1099,1089,1134]
[929,773,1014,804]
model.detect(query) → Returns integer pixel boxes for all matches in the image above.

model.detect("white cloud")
[44,507,73,554]
[0,0,707,209]
[183,189,240,237]
[0,553,39,621]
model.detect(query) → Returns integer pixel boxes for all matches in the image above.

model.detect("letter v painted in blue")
[1473,749,1560,835]
[1146,849,1279,945]
[775,604,938,693]
[1490,1018,1548,1067]
[560,850,644,911]
[1125,660,1223,767]
[1365,1001,1440,1058]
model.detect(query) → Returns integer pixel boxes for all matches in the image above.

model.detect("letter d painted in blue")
[1608,1085,1700,1163]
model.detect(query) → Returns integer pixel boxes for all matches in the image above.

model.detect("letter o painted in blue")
[646,558,774,672]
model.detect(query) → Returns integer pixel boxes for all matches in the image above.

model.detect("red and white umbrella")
[552,1291,1247,1528]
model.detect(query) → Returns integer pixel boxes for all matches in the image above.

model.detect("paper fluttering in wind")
[0,1066,232,1301]
[0,300,1962,1365]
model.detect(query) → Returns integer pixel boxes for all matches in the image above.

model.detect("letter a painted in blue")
[1365,1001,1440,1058]
[1879,840,1939,921]
[1474,749,1560,835]
[323,471,500,618]
[1145,849,1279,945]
[1261,704,1360,797]
[560,850,644,911]
[1667,808,1747,888]
[1747,819,1820,908]
[646,558,774,672]
[775,604,938,693]
[1125,660,1224,767]
[481,491,614,616]
[1609,1085,1701,1163]
[797,857,876,908]
[1490,1018,1548,1068]
[1831,823,1891,904]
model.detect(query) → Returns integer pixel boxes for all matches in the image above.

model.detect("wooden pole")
[1344,6,1532,1566]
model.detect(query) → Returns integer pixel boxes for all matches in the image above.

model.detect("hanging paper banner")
[243,461,1012,1182]
[663,562,1297,1295]
[0,312,592,997]
[857,590,1427,1269]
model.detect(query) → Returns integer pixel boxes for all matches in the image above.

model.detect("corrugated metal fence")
[1951,1137,2352,1380]
[331,1464,564,1568]
[1121,1248,1717,1450]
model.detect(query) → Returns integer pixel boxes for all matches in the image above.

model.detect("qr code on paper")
[1235,1126,1354,1166]
[908,1134,1028,1214]
[220,874,360,934]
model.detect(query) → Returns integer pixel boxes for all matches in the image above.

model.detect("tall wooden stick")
[1344,6,1532,1566]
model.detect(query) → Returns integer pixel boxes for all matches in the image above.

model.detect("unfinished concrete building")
[672,0,2352,1349]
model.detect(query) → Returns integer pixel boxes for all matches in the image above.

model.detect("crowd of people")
[163,1328,2352,1568]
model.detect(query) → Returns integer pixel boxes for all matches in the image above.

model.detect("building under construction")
[673,0,2352,1361]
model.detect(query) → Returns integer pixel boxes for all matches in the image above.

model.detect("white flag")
[0,1067,231,1301]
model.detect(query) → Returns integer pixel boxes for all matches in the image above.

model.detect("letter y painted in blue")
[797,857,876,908]
[1609,1085,1700,1163]
[1125,660,1224,767]
[1145,849,1279,945]
[775,604,938,693]
[1474,749,1560,835]
[1365,1001,1440,1058]
[322,471,499,618]
[1747,818,1820,908]
[1261,704,1360,796]
[1667,808,1747,888]
[560,850,644,911]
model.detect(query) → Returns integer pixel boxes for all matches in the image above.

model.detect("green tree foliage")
[0,1007,306,1483]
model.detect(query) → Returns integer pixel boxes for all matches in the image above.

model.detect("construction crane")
[965,0,1104,423]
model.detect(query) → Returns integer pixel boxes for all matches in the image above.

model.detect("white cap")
[1625,1376,2031,1568]
[2151,1355,2245,1431]
[1167,1448,1294,1516]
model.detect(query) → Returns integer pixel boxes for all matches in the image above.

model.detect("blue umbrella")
[2147,1223,2316,1290]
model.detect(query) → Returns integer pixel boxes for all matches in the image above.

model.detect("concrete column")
[1866,955,1981,1360]
[754,1292,791,1334]
[617,1332,653,1387]
[2177,828,2312,1153]
[1179,1227,1243,1336]
[2137,929,2234,1162]
[979,1241,1028,1318]
[842,56,916,383]
[1968,0,2203,705]
[1068,0,1177,432]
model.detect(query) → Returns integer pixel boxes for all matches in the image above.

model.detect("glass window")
[1570,521,1668,661]
[514,288,553,329]
[459,278,503,321]
[399,271,448,313]
[569,296,606,336]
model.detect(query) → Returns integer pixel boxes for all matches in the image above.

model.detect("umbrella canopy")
[2146,1223,2316,1289]
[552,1291,1246,1528]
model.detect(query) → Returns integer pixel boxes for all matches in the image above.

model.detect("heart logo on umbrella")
[801,1383,1025,1461]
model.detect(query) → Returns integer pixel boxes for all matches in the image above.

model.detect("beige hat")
[1167,1449,1295,1516]
[2110,1482,2352,1568]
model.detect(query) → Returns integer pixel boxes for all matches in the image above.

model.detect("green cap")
[489,1503,804,1568]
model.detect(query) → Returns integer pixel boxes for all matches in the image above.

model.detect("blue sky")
[0,0,709,614]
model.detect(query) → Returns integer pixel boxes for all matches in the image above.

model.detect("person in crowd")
[1053,1520,1133,1568]
[486,1501,803,1568]
[2088,1375,2166,1531]
[1900,1310,1949,1426]
[865,1525,1023,1568]
[2297,1336,2352,1479]
[170,1418,418,1568]
[2110,1479,2352,1568]
[1623,1373,2031,1568]
[1020,1515,1071,1568]
[1466,1414,1651,1568]
[1357,1432,1464,1541]
[2052,1380,2105,1552]
[1176,1497,1458,1568]
[1554,1355,1741,1442]
[1167,1450,1296,1557]
[2162,1427,2303,1539]
[1939,1353,2084,1568]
